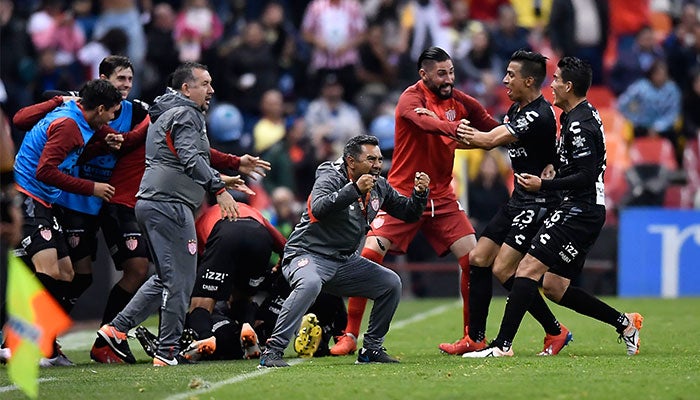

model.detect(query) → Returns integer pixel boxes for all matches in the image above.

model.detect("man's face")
[420,59,455,100]
[102,66,133,99]
[350,144,383,180]
[92,103,121,129]
[503,61,529,103]
[185,68,214,111]
[550,67,569,109]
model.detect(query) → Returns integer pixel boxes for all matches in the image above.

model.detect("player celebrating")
[331,47,499,356]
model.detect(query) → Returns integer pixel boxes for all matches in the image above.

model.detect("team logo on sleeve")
[187,239,197,255]
[297,257,309,268]
[445,109,456,121]
[372,215,385,229]
[371,198,380,211]
[125,236,138,251]
[40,227,53,241]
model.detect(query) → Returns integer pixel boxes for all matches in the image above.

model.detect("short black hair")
[343,134,380,161]
[171,62,208,89]
[557,57,592,97]
[417,46,451,72]
[510,50,548,87]
[99,55,132,78]
[79,79,122,110]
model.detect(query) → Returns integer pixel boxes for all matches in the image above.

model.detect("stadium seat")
[587,86,616,109]
[599,107,633,143]
[629,136,678,170]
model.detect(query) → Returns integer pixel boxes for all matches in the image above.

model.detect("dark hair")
[171,62,208,89]
[99,55,132,78]
[99,28,129,55]
[343,135,380,161]
[79,79,122,110]
[644,59,667,80]
[510,50,548,87]
[417,46,451,72]
[557,57,591,97]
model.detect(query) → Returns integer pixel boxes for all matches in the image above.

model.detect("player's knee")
[296,274,323,296]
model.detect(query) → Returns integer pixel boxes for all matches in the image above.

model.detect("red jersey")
[195,202,287,256]
[389,81,499,203]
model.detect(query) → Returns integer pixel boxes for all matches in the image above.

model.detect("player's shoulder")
[131,98,150,111]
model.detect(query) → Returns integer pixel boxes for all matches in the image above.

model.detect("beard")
[430,83,453,100]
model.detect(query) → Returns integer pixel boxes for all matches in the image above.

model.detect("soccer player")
[439,50,571,356]
[463,57,643,358]
[182,201,287,361]
[12,79,124,366]
[331,46,500,356]
[259,135,430,367]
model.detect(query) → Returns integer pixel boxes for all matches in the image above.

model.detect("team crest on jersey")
[573,135,586,148]
[503,115,510,123]
[40,227,52,241]
[125,236,138,251]
[297,257,309,268]
[68,234,80,248]
[371,198,380,211]
[187,239,197,255]
[445,109,456,121]
[372,216,385,229]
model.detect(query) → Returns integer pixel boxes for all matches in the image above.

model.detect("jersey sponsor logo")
[68,234,80,248]
[204,269,228,282]
[125,237,138,251]
[187,239,197,255]
[371,198,380,211]
[202,284,218,291]
[507,147,528,158]
[249,276,265,287]
[445,109,456,121]
[40,227,52,241]
[372,216,384,229]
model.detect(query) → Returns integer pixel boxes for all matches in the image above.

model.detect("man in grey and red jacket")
[259,134,430,368]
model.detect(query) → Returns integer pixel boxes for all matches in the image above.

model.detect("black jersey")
[503,95,560,207]
[544,100,606,206]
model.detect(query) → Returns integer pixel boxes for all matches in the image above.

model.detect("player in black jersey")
[464,57,643,358]
[440,50,570,356]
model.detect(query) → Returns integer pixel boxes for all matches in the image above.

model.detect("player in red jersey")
[330,47,500,355]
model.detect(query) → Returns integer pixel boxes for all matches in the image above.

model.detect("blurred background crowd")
[2,0,700,296]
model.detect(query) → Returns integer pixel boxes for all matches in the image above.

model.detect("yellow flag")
[4,254,71,399]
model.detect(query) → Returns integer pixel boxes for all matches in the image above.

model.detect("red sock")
[459,254,470,332]
[344,247,386,337]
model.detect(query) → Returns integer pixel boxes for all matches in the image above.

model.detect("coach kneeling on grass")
[258,134,430,368]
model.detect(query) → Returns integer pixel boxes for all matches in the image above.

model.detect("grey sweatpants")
[267,252,402,353]
[112,199,197,358]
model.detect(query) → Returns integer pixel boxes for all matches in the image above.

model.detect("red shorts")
[367,200,474,257]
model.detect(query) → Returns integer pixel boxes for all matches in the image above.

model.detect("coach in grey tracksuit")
[260,135,430,366]
[111,62,238,364]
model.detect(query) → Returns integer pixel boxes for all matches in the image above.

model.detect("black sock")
[493,277,539,349]
[65,273,92,312]
[527,294,561,336]
[502,275,514,291]
[35,273,63,306]
[101,284,134,326]
[558,286,625,332]
[187,307,213,339]
[468,265,492,342]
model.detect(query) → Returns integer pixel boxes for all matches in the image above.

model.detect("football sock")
[558,285,624,332]
[493,277,539,349]
[502,275,514,291]
[501,274,560,335]
[35,272,64,308]
[467,265,491,342]
[66,273,93,312]
[101,284,134,326]
[458,254,470,330]
[187,307,213,339]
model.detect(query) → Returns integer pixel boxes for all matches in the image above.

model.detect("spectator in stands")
[610,26,665,96]
[301,0,366,100]
[491,4,532,69]
[547,0,609,85]
[662,3,699,85]
[77,27,128,79]
[355,22,398,124]
[454,24,502,115]
[682,68,700,141]
[142,2,178,103]
[173,0,223,63]
[618,59,682,147]
[253,89,286,155]
[467,151,511,236]
[304,72,365,160]
[0,0,35,128]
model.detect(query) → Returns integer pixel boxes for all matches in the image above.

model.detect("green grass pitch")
[2,297,699,399]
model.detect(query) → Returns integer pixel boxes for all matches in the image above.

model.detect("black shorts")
[15,193,68,263]
[191,218,274,301]
[528,203,606,279]
[100,203,149,269]
[208,313,244,360]
[481,202,554,254]
[54,206,100,262]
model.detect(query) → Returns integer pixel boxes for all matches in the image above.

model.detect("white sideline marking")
[164,300,461,400]
[0,378,56,393]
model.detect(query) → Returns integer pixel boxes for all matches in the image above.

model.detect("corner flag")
[3,254,71,398]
